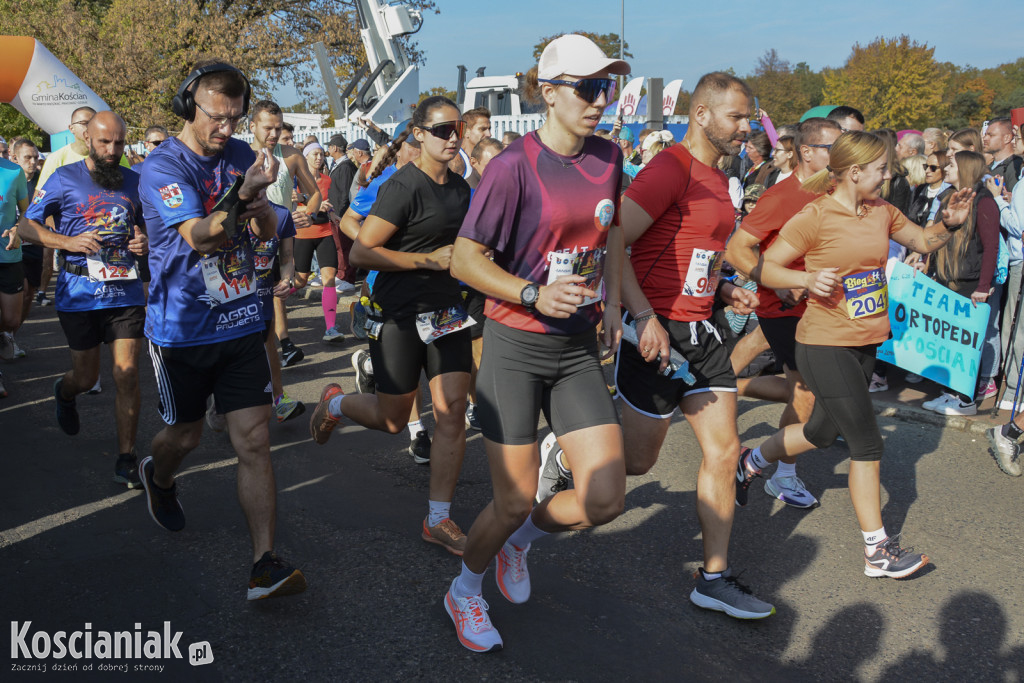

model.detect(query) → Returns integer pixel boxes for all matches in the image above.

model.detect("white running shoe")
[496,542,531,604]
[937,399,977,416]
[0,332,14,361]
[444,579,503,653]
[322,327,345,343]
[922,392,956,412]
[335,280,356,295]
[764,475,819,509]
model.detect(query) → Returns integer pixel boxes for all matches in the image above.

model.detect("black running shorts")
[21,252,42,289]
[615,314,736,419]
[476,320,620,446]
[147,332,272,425]
[57,305,146,351]
[0,261,25,295]
[294,236,338,273]
[757,315,800,373]
[368,315,472,395]
[462,286,486,339]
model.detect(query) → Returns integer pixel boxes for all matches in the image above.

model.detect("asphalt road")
[2,294,1023,682]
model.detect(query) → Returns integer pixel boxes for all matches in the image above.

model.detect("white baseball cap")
[538,34,631,80]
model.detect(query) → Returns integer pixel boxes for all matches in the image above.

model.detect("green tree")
[532,32,632,64]
[0,105,46,149]
[822,35,945,130]
[418,86,457,104]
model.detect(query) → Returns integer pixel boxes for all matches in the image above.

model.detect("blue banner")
[877,262,988,396]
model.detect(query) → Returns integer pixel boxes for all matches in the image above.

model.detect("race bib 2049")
[843,267,888,320]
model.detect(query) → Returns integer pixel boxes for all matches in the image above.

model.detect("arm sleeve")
[976,196,1000,292]
[458,156,521,252]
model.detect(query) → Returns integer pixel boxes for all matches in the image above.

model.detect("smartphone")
[754,96,760,120]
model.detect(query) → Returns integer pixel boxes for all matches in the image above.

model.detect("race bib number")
[546,249,605,307]
[251,239,277,272]
[86,246,138,282]
[843,267,888,320]
[201,240,256,307]
[682,249,723,297]
[414,305,475,344]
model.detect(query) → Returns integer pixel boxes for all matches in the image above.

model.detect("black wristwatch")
[520,283,540,311]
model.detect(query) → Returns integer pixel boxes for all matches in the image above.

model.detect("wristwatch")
[520,283,540,311]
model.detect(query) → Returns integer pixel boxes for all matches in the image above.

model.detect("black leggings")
[797,342,884,462]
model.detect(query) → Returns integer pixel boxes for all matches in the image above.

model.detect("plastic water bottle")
[621,321,696,385]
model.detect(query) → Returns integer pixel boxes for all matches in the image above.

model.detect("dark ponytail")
[369,130,410,181]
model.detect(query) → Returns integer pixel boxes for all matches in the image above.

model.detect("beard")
[88,149,124,190]
[704,117,746,158]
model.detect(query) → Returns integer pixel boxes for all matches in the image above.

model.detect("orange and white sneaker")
[444,579,502,653]
[422,518,467,556]
[309,383,344,445]
[496,542,530,603]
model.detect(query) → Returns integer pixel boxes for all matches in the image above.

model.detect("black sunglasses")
[537,77,617,104]
[145,139,164,146]
[925,164,941,172]
[419,120,466,141]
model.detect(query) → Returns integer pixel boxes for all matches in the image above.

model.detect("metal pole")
[313,42,345,122]
[619,0,625,92]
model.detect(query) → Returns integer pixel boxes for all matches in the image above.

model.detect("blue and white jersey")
[249,202,296,323]
[139,136,263,347]
[24,161,145,312]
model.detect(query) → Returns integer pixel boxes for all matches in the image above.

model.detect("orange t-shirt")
[778,195,907,347]
[295,172,332,240]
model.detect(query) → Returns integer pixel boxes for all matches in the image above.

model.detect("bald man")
[18,111,150,488]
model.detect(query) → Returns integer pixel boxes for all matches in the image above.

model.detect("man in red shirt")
[724,117,842,509]
[616,72,773,619]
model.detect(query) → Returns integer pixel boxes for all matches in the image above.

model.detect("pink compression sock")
[322,287,337,330]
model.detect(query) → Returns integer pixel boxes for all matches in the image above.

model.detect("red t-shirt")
[625,145,734,321]
[739,174,819,318]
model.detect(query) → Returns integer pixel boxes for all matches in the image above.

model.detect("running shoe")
[536,432,571,504]
[87,377,102,395]
[986,426,1023,477]
[323,326,345,343]
[999,397,1019,412]
[422,517,466,556]
[351,349,375,394]
[274,393,305,423]
[904,372,923,384]
[0,332,15,360]
[764,474,819,509]
[280,341,304,368]
[308,275,323,288]
[205,395,226,433]
[689,568,775,619]
[868,373,888,393]
[734,447,762,507]
[863,536,929,579]
[465,402,481,431]
[36,291,51,306]
[937,399,977,416]
[10,334,25,358]
[349,301,368,341]
[979,379,998,400]
[53,378,80,435]
[409,430,431,465]
[114,452,142,489]
[139,456,185,532]
[247,551,307,601]
[922,392,957,412]
[496,542,531,604]
[444,578,503,653]
[0,370,8,399]
[309,383,344,445]
[335,280,356,295]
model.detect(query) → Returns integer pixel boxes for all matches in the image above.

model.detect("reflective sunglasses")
[420,120,466,140]
[538,77,617,104]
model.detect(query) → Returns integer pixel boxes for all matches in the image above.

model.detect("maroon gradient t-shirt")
[458,131,622,335]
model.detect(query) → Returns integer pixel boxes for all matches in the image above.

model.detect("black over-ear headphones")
[171,63,252,122]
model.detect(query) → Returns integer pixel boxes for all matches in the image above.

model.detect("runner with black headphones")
[137,59,306,601]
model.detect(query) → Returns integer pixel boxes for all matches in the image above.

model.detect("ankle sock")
[863,527,887,554]
[408,420,424,439]
[774,461,797,478]
[427,500,450,527]
[1003,422,1024,441]
[749,446,770,470]
[454,562,484,598]
[700,568,724,581]
[328,393,345,418]
[507,513,548,549]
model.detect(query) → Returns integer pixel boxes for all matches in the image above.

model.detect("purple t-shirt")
[458,131,622,335]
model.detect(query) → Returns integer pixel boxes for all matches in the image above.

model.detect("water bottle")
[621,320,696,385]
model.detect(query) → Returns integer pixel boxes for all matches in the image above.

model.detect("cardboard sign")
[877,262,988,396]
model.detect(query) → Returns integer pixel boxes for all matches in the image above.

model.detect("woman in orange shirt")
[737,131,974,580]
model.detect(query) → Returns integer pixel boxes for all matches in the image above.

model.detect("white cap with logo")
[538,34,631,80]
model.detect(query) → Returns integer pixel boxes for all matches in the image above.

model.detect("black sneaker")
[864,535,929,579]
[409,430,431,465]
[735,447,761,507]
[281,341,304,368]
[114,452,142,489]
[689,568,775,619]
[139,456,185,531]
[465,402,481,431]
[53,378,80,435]
[351,350,375,394]
[247,551,307,600]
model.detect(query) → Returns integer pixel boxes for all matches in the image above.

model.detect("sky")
[280,0,1020,108]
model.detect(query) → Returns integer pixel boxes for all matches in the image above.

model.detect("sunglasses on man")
[419,120,467,140]
[537,77,617,104]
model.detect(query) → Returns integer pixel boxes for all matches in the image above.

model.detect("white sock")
[774,461,797,478]
[701,567,724,581]
[507,513,548,549]
[863,527,887,553]
[453,562,485,598]
[408,420,424,439]
[328,393,345,418]
[749,446,770,470]
[427,500,450,527]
